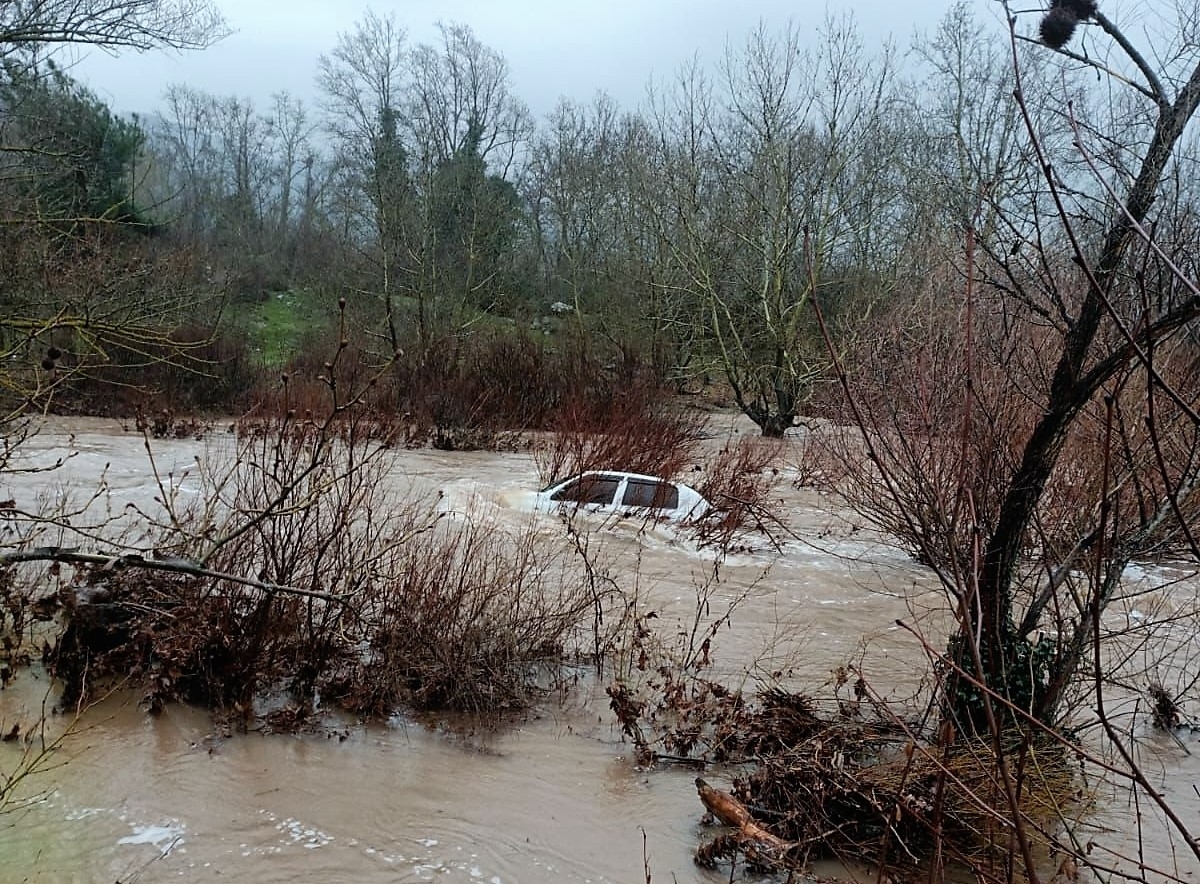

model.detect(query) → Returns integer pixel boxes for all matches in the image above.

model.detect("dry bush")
[46,406,610,723]
[610,616,1089,881]
[240,310,401,441]
[531,375,707,486]
[832,250,1200,575]
[692,438,788,550]
[335,515,595,714]
[53,569,286,714]
[605,565,781,765]
[58,323,258,417]
[244,326,680,454]
[826,285,1037,574]
[391,332,564,448]
[829,266,1200,719]
[732,723,1084,876]
[52,510,598,720]
[383,330,676,451]
[48,410,412,713]
[0,232,236,418]
[825,274,1180,574]
[787,424,847,492]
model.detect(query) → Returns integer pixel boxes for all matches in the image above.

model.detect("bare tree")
[265,91,316,273]
[407,22,532,175]
[152,84,222,244]
[318,15,532,347]
[317,9,413,352]
[829,0,1200,751]
[526,95,704,378]
[527,94,631,325]
[910,3,1042,242]
[649,17,900,436]
[0,0,226,55]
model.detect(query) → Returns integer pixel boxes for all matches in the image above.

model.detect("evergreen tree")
[0,61,148,228]
[429,118,523,312]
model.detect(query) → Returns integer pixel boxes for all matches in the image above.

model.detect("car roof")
[567,470,677,484]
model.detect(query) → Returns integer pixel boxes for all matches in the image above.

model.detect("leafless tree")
[829,0,1200,752]
[317,9,414,352]
[0,0,226,56]
[648,16,902,436]
[407,21,531,176]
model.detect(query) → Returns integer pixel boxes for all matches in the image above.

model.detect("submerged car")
[534,470,711,522]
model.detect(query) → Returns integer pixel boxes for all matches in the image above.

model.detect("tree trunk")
[953,58,1200,733]
[758,413,793,438]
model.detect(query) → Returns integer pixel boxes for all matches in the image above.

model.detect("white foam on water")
[118,821,185,853]
[277,817,334,849]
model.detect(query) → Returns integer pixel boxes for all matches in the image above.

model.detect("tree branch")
[0,547,352,606]
[1093,12,1170,111]
[1015,33,1159,104]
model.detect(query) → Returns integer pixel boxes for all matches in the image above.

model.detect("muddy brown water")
[0,417,1196,883]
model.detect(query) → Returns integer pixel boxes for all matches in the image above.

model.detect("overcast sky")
[69,0,972,122]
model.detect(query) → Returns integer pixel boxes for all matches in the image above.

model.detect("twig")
[1014,33,1159,103]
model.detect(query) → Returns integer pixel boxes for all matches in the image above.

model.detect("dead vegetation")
[613,648,1090,880]
[244,307,700,457]
[693,777,793,870]
[46,503,598,720]
[604,565,1099,882]
[1147,681,1185,731]
[731,721,1085,876]
[693,437,790,551]
[530,372,707,487]
[0,364,620,725]
[59,467,601,724]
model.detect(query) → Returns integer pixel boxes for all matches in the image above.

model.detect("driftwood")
[694,777,795,871]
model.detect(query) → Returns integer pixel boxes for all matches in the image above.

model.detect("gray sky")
[70,0,966,121]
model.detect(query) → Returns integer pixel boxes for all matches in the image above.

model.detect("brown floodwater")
[0,417,1196,883]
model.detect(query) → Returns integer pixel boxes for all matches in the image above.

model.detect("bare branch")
[0,547,352,604]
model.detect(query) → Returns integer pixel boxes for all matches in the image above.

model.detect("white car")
[534,470,711,522]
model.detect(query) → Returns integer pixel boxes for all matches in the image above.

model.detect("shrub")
[47,415,608,722]
[532,372,707,486]
[693,437,788,550]
[54,323,259,416]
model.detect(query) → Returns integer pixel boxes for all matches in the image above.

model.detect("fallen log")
[694,777,796,871]
[696,776,753,827]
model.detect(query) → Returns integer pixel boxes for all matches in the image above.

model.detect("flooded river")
[0,417,1197,883]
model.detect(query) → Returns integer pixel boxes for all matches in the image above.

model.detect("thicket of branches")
[3,2,1200,883]
[0,2,1101,436]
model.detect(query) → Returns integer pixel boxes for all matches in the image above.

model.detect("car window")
[551,475,621,505]
[621,479,679,509]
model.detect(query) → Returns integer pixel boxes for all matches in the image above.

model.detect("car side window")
[552,475,620,505]
[622,479,679,509]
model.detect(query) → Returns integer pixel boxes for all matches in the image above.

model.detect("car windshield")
[549,474,621,505]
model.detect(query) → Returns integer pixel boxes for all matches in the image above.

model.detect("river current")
[0,417,1196,883]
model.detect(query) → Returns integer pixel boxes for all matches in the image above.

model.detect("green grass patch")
[237,289,332,367]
